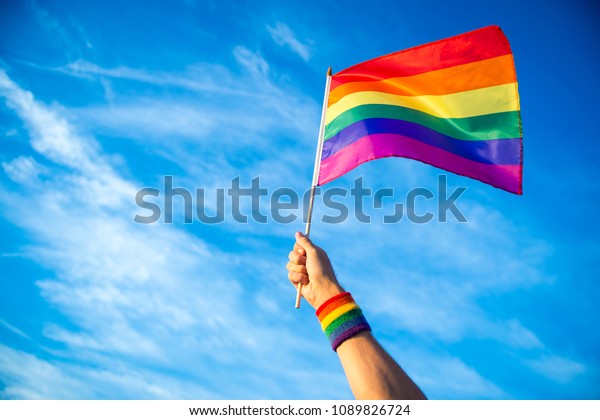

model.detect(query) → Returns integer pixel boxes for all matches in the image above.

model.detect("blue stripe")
[328,315,369,344]
[321,118,521,165]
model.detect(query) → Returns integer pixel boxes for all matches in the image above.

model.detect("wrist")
[316,292,371,352]
[311,280,345,309]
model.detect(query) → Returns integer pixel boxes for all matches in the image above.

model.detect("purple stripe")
[327,314,367,342]
[322,118,520,165]
[319,133,522,194]
[331,323,372,352]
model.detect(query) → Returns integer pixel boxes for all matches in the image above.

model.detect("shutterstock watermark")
[134,175,467,225]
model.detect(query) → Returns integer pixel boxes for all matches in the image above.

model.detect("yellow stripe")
[325,83,519,124]
[320,302,359,331]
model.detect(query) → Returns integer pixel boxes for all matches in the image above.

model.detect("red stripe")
[317,295,355,321]
[318,133,522,194]
[316,292,351,317]
[330,26,512,90]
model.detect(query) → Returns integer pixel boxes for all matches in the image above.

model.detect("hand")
[286,232,344,309]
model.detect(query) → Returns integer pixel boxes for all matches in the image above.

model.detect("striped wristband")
[316,292,371,352]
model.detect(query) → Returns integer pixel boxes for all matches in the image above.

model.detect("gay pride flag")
[318,26,523,194]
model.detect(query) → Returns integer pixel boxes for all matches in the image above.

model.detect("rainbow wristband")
[316,292,371,352]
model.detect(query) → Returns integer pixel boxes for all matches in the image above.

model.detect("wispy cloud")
[2,156,48,186]
[267,22,311,62]
[316,198,552,347]
[0,343,217,399]
[306,179,590,394]
[3,5,597,400]
[51,52,321,220]
[58,55,318,153]
[0,70,102,174]
[233,46,270,76]
[0,319,31,341]
[526,355,586,384]
[0,68,339,398]
[390,346,509,399]
[62,60,253,97]
[3,59,593,398]
[30,2,92,61]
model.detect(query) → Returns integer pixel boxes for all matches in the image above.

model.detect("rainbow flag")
[318,26,523,194]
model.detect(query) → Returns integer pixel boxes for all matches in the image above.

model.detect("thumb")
[295,231,317,253]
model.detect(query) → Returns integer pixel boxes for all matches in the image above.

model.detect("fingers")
[287,245,309,286]
[286,260,307,275]
[288,270,309,285]
[287,232,314,287]
[294,243,306,256]
[295,232,316,254]
[288,250,306,265]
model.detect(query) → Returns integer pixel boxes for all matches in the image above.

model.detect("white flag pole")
[295,67,332,309]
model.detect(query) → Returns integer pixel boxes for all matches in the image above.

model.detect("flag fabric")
[318,26,523,194]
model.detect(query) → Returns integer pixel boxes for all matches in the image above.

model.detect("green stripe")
[325,308,363,337]
[324,104,521,142]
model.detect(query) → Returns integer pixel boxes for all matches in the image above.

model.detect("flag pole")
[295,66,333,309]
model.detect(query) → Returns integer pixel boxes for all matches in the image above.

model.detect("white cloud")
[50,55,322,238]
[2,156,47,185]
[63,60,256,97]
[0,319,31,341]
[78,99,217,139]
[267,22,311,62]
[0,37,582,399]
[496,319,543,350]
[0,70,98,173]
[0,344,92,399]
[316,210,550,347]
[31,3,92,62]
[0,344,217,399]
[58,57,319,163]
[526,355,586,384]
[233,46,270,76]
[385,345,509,399]
[0,67,345,399]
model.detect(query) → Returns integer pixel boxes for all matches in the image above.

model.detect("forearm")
[336,332,426,400]
[316,292,426,400]
[286,233,425,400]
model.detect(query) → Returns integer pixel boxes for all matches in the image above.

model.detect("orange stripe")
[329,55,515,106]
[317,295,355,321]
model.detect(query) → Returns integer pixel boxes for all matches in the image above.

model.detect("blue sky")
[0,0,599,399]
